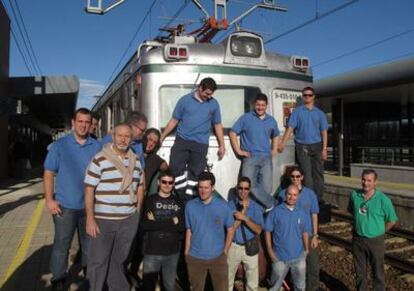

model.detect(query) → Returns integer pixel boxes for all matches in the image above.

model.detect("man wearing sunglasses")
[278,87,328,202]
[348,169,398,291]
[228,177,264,291]
[141,170,185,291]
[277,166,320,291]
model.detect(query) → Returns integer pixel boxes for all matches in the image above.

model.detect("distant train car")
[93,31,312,198]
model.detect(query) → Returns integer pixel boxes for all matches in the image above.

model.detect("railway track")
[319,209,414,274]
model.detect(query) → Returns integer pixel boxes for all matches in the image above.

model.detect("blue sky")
[3,0,414,108]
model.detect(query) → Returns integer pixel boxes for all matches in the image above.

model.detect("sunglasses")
[160,180,174,185]
[290,175,302,178]
[302,94,314,97]
[238,187,250,191]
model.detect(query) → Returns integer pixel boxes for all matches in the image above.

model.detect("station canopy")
[8,76,79,133]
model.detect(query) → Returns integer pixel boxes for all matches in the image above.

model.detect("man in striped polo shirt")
[84,123,145,291]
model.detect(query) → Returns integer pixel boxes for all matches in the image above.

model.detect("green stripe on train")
[141,64,313,82]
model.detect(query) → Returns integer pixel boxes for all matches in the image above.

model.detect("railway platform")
[0,173,413,291]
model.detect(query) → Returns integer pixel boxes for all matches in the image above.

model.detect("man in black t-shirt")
[142,170,185,291]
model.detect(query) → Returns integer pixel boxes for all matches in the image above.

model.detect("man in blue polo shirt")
[265,185,310,291]
[228,176,264,291]
[230,93,280,210]
[43,108,101,290]
[101,111,147,168]
[185,172,234,291]
[161,77,225,200]
[278,87,328,201]
[277,166,320,291]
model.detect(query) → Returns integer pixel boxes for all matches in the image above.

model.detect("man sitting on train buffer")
[101,111,147,168]
[43,108,101,290]
[347,169,398,291]
[84,123,145,291]
[277,86,328,202]
[228,176,264,291]
[185,172,234,291]
[277,166,320,291]
[160,77,225,200]
[265,184,310,291]
[229,93,280,211]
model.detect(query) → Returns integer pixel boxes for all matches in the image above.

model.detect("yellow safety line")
[0,199,45,287]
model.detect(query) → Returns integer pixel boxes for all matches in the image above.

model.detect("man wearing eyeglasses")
[227,177,264,291]
[101,111,148,169]
[277,87,328,202]
[277,166,320,291]
[141,170,185,291]
[347,169,398,291]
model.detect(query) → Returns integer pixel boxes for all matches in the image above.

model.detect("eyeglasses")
[290,175,302,179]
[238,187,250,191]
[160,180,174,185]
[132,123,146,132]
[302,94,314,97]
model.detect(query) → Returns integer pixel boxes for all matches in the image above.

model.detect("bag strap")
[240,223,248,243]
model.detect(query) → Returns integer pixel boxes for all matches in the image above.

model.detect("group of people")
[44,77,398,291]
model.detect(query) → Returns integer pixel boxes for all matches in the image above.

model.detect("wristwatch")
[313,233,319,238]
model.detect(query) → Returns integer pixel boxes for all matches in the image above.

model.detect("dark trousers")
[295,142,324,201]
[87,212,139,291]
[352,235,385,291]
[186,254,228,291]
[306,244,320,291]
[170,137,208,199]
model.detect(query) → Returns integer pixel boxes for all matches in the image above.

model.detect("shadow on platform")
[0,193,43,217]
[1,245,87,291]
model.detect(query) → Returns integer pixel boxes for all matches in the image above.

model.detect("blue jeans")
[143,253,180,291]
[242,156,274,209]
[269,255,306,291]
[50,207,88,281]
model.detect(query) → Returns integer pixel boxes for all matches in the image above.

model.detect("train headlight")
[230,35,262,58]
[164,44,189,61]
[291,56,310,72]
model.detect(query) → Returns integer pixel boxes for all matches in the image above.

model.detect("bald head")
[285,185,300,206]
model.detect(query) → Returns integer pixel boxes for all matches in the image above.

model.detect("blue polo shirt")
[264,203,310,262]
[173,92,222,145]
[231,111,280,157]
[288,105,328,144]
[101,134,145,168]
[44,133,101,209]
[229,198,264,244]
[277,186,319,233]
[185,196,234,260]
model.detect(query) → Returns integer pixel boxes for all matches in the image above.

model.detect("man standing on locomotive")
[348,169,398,291]
[277,86,328,202]
[229,93,280,211]
[160,77,225,200]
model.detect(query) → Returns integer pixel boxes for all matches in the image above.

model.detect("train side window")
[159,85,261,131]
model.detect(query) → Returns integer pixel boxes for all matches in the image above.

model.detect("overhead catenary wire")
[1,0,34,75]
[264,0,360,44]
[14,0,42,75]
[6,0,41,75]
[103,0,159,91]
[313,27,414,67]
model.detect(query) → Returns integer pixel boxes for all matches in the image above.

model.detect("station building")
[0,2,78,180]
[315,58,414,182]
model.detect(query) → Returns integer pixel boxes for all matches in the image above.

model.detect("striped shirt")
[84,151,143,220]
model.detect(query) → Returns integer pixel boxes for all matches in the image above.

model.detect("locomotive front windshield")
[159,85,261,130]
